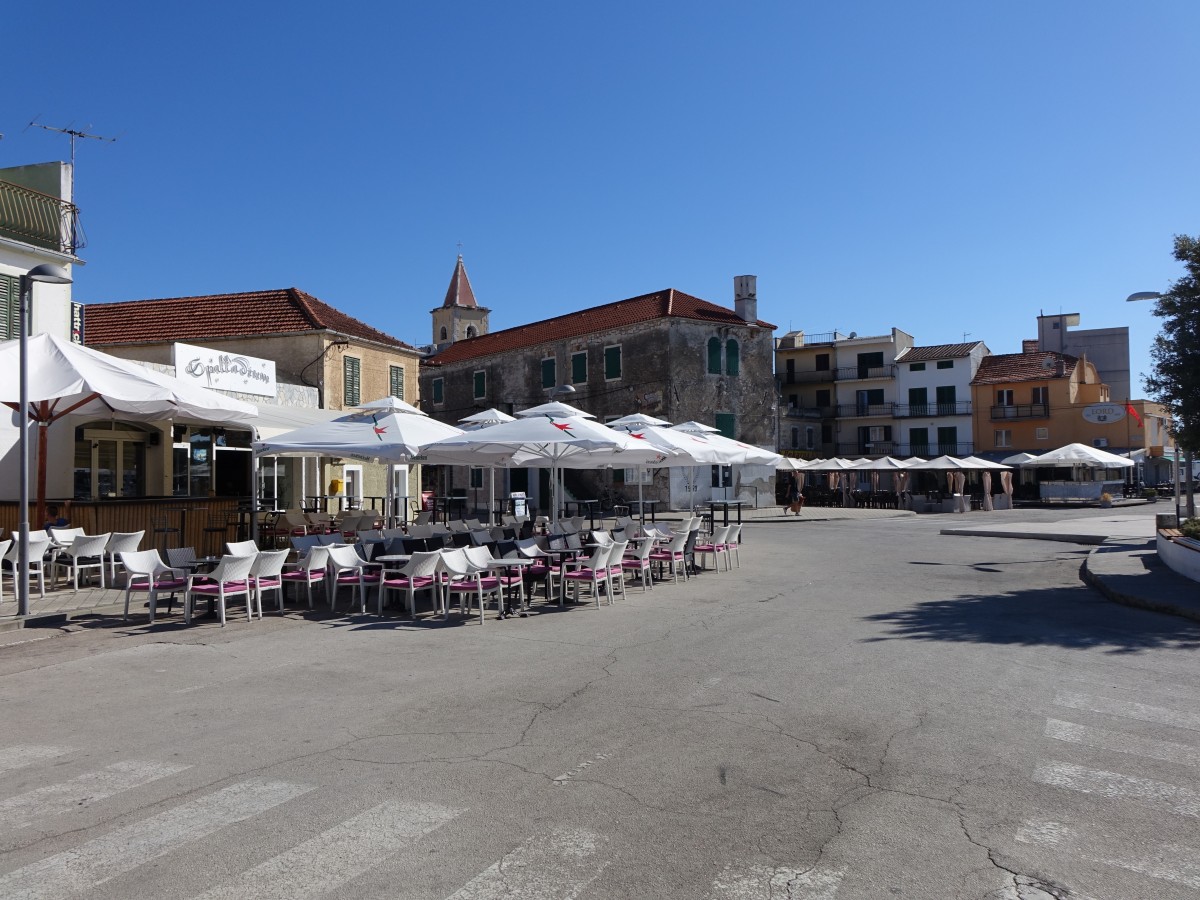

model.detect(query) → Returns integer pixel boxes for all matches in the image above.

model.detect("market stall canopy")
[849,456,912,470]
[905,454,973,470]
[958,455,1012,470]
[1025,443,1135,468]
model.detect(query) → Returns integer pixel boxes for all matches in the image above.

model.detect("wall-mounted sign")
[70,302,84,344]
[1081,403,1125,424]
[173,342,277,398]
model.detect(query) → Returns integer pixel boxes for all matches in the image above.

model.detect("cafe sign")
[1081,403,1125,424]
[173,342,277,398]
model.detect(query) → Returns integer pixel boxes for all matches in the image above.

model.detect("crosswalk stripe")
[1045,718,1200,768]
[1016,818,1200,889]
[0,761,191,827]
[1055,691,1200,732]
[190,800,463,900]
[709,863,843,899]
[0,747,72,776]
[1033,761,1200,819]
[0,778,313,900]
[443,828,606,900]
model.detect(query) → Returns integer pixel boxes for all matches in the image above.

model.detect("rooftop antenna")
[963,331,971,343]
[25,118,117,201]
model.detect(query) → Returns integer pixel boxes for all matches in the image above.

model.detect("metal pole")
[17,276,31,617]
[1187,450,1196,519]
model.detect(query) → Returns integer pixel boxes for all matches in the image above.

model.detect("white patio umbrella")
[515,400,595,419]
[668,421,783,510]
[1024,443,1136,468]
[253,399,465,525]
[1001,451,1040,466]
[422,414,668,526]
[458,408,517,523]
[0,333,258,526]
[609,416,739,517]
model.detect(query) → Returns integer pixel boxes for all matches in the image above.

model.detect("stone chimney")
[734,275,757,323]
[1022,339,1039,354]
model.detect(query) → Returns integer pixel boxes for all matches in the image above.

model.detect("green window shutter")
[389,365,404,400]
[0,275,16,341]
[936,359,954,369]
[725,339,739,376]
[541,358,556,389]
[714,413,736,439]
[604,345,622,380]
[707,338,721,374]
[909,362,925,372]
[473,370,486,399]
[432,377,444,404]
[343,356,361,407]
[571,351,587,384]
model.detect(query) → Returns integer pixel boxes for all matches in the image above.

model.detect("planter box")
[1157,530,1200,584]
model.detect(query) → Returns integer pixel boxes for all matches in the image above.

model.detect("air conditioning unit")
[1093,438,1108,448]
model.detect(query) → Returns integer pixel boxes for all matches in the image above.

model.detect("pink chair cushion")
[129,579,186,591]
[335,572,380,583]
[281,571,324,581]
[448,576,501,591]
[382,575,435,589]
[190,581,249,594]
[564,568,602,580]
[251,577,282,588]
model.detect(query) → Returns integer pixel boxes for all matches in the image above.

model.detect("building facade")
[893,341,989,457]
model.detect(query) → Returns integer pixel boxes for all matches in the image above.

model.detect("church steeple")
[431,255,490,348]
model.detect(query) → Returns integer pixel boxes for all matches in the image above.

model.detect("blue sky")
[6,1,1196,396]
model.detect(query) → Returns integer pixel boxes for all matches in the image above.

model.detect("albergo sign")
[173,342,277,398]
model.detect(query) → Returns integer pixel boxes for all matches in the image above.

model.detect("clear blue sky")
[7,1,1196,397]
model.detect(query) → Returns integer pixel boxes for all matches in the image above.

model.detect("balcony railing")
[836,403,895,418]
[0,179,85,254]
[894,401,972,418]
[836,364,895,381]
[783,406,836,419]
[990,402,1048,421]
[782,368,835,384]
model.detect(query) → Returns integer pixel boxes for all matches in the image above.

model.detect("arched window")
[465,325,477,338]
[707,337,721,374]
[439,326,448,342]
[725,339,740,376]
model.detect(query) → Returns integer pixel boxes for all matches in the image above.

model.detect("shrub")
[1181,517,1200,540]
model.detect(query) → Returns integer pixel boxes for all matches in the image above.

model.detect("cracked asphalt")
[2,506,1197,899]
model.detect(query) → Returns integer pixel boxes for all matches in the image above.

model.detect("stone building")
[420,262,778,514]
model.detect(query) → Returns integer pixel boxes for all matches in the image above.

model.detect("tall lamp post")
[1126,291,1192,520]
[17,264,73,616]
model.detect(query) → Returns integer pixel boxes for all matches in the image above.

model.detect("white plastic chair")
[120,550,187,623]
[105,531,145,584]
[224,539,260,557]
[280,545,329,610]
[694,525,732,573]
[184,553,257,625]
[326,543,380,614]
[249,549,289,615]
[5,535,51,599]
[54,532,111,591]
[438,547,488,624]
[621,536,655,592]
[604,539,628,603]
[562,544,612,607]
[380,550,442,618]
[648,531,688,584]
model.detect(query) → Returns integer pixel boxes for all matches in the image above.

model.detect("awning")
[251,403,342,440]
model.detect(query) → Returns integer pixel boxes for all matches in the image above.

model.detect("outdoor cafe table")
[430,496,468,525]
[629,499,660,523]
[706,500,746,538]
[563,499,598,530]
[484,557,533,618]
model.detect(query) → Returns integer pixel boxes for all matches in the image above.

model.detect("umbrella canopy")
[253,403,463,462]
[958,455,1011,470]
[849,456,911,470]
[668,422,782,466]
[0,333,258,523]
[1024,443,1136,468]
[776,457,813,472]
[458,407,516,428]
[515,401,595,418]
[804,457,860,471]
[905,454,973,470]
[607,413,673,427]
[1001,451,1040,466]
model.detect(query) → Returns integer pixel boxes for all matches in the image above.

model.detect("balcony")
[0,179,85,254]
[894,401,972,418]
[836,403,895,418]
[782,368,835,384]
[990,403,1048,421]
[836,364,896,381]
[783,405,836,420]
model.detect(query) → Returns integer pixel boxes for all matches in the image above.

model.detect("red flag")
[1126,403,1142,426]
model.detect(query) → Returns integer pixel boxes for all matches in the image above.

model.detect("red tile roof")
[896,342,980,362]
[971,351,1077,385]
[441,256,480,309]
[426,288,775,366]
[84,288,416,350]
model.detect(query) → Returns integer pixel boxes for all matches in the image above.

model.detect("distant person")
[783,474,804,516]
[43,505,69,529]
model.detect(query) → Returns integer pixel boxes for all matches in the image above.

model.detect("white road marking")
[0,778,313,900]
[1045,718,1200,768]
[0,746,72,776]
[191,800,462,900]
[1055,691,1200,732]
[1016,818,1200,888]
[0,760,191,826]
[444,828,606,900]
[1033,761,1200,818]
[554,752,612,785]
[709,863,843,899]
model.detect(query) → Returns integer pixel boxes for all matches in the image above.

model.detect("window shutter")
[725,339,739,376]
[343,357,361,407]
[604,346,622,380]
[0,275,16,341]
[572,351,587,384]
[541,358,556,389]
[389,365,404,400]
[707,338,721,374]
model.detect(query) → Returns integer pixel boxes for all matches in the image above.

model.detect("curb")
[1082,545,1200,623]
[942,528,1107,544]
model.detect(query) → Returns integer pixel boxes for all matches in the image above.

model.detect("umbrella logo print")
[371,415,387,441]
[551,419,576,437]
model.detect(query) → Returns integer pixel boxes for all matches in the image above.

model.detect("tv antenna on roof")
[25,119,117,199]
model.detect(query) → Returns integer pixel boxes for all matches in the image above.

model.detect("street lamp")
[1126,290,1191,520]
[18,264,73,616]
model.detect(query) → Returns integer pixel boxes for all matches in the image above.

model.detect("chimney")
[1022,339,1039,354]
[734,275,757,323]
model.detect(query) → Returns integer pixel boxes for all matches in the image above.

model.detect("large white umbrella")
[1024,443,1136,468]
[0,333,258,525]
[515,400,595,419]
[422,414,669,525]
[253,399,464,525]
[668,421,783,511]
[1001,451,1040,466]
[458,408,517,523]
[610,417,735,518]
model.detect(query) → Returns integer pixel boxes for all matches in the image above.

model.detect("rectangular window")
[389,365,404,400]
[815,353,830,371]
[1031,386,1048,405]
[604,345,622,380]
[908,387,928,416]
[821,423,833,444]
[996,389,1014,406]
[909,361,926,372]
[0,274,18,341]
[936,359,954,369]
[936,426,958,454]
[1035,427,1049,440]
[910,427,929,454]
[343,356,361,407]
[469,467,484,489]
[815,389,831,408]
[432,377,444,405]
[790,427,800,449]
[725,339,740,376]
[473,370,486,400]
[935,385,957,414]
[571,351,587,384]
[714,412,735,439]
[707,338,722,374]
[805,426,815,450]
[857,352,884,377]
[541,357,556,390]
[995,429,1012,448]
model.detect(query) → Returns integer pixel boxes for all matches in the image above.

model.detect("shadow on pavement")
[862,577,1200,654]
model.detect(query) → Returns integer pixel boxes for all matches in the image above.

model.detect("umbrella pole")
[489,466,496,525]
[638,468,645,525]
[35,417,49,532]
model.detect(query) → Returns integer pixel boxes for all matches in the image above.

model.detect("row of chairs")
[0,529,149,602]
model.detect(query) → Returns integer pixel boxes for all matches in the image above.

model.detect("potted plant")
[1099,492,1114,508]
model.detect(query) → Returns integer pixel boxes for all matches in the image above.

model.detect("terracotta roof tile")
[426,288,775,366]
[971,351,1076,385]
[896,342,979,362]
[84,288,416,351]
